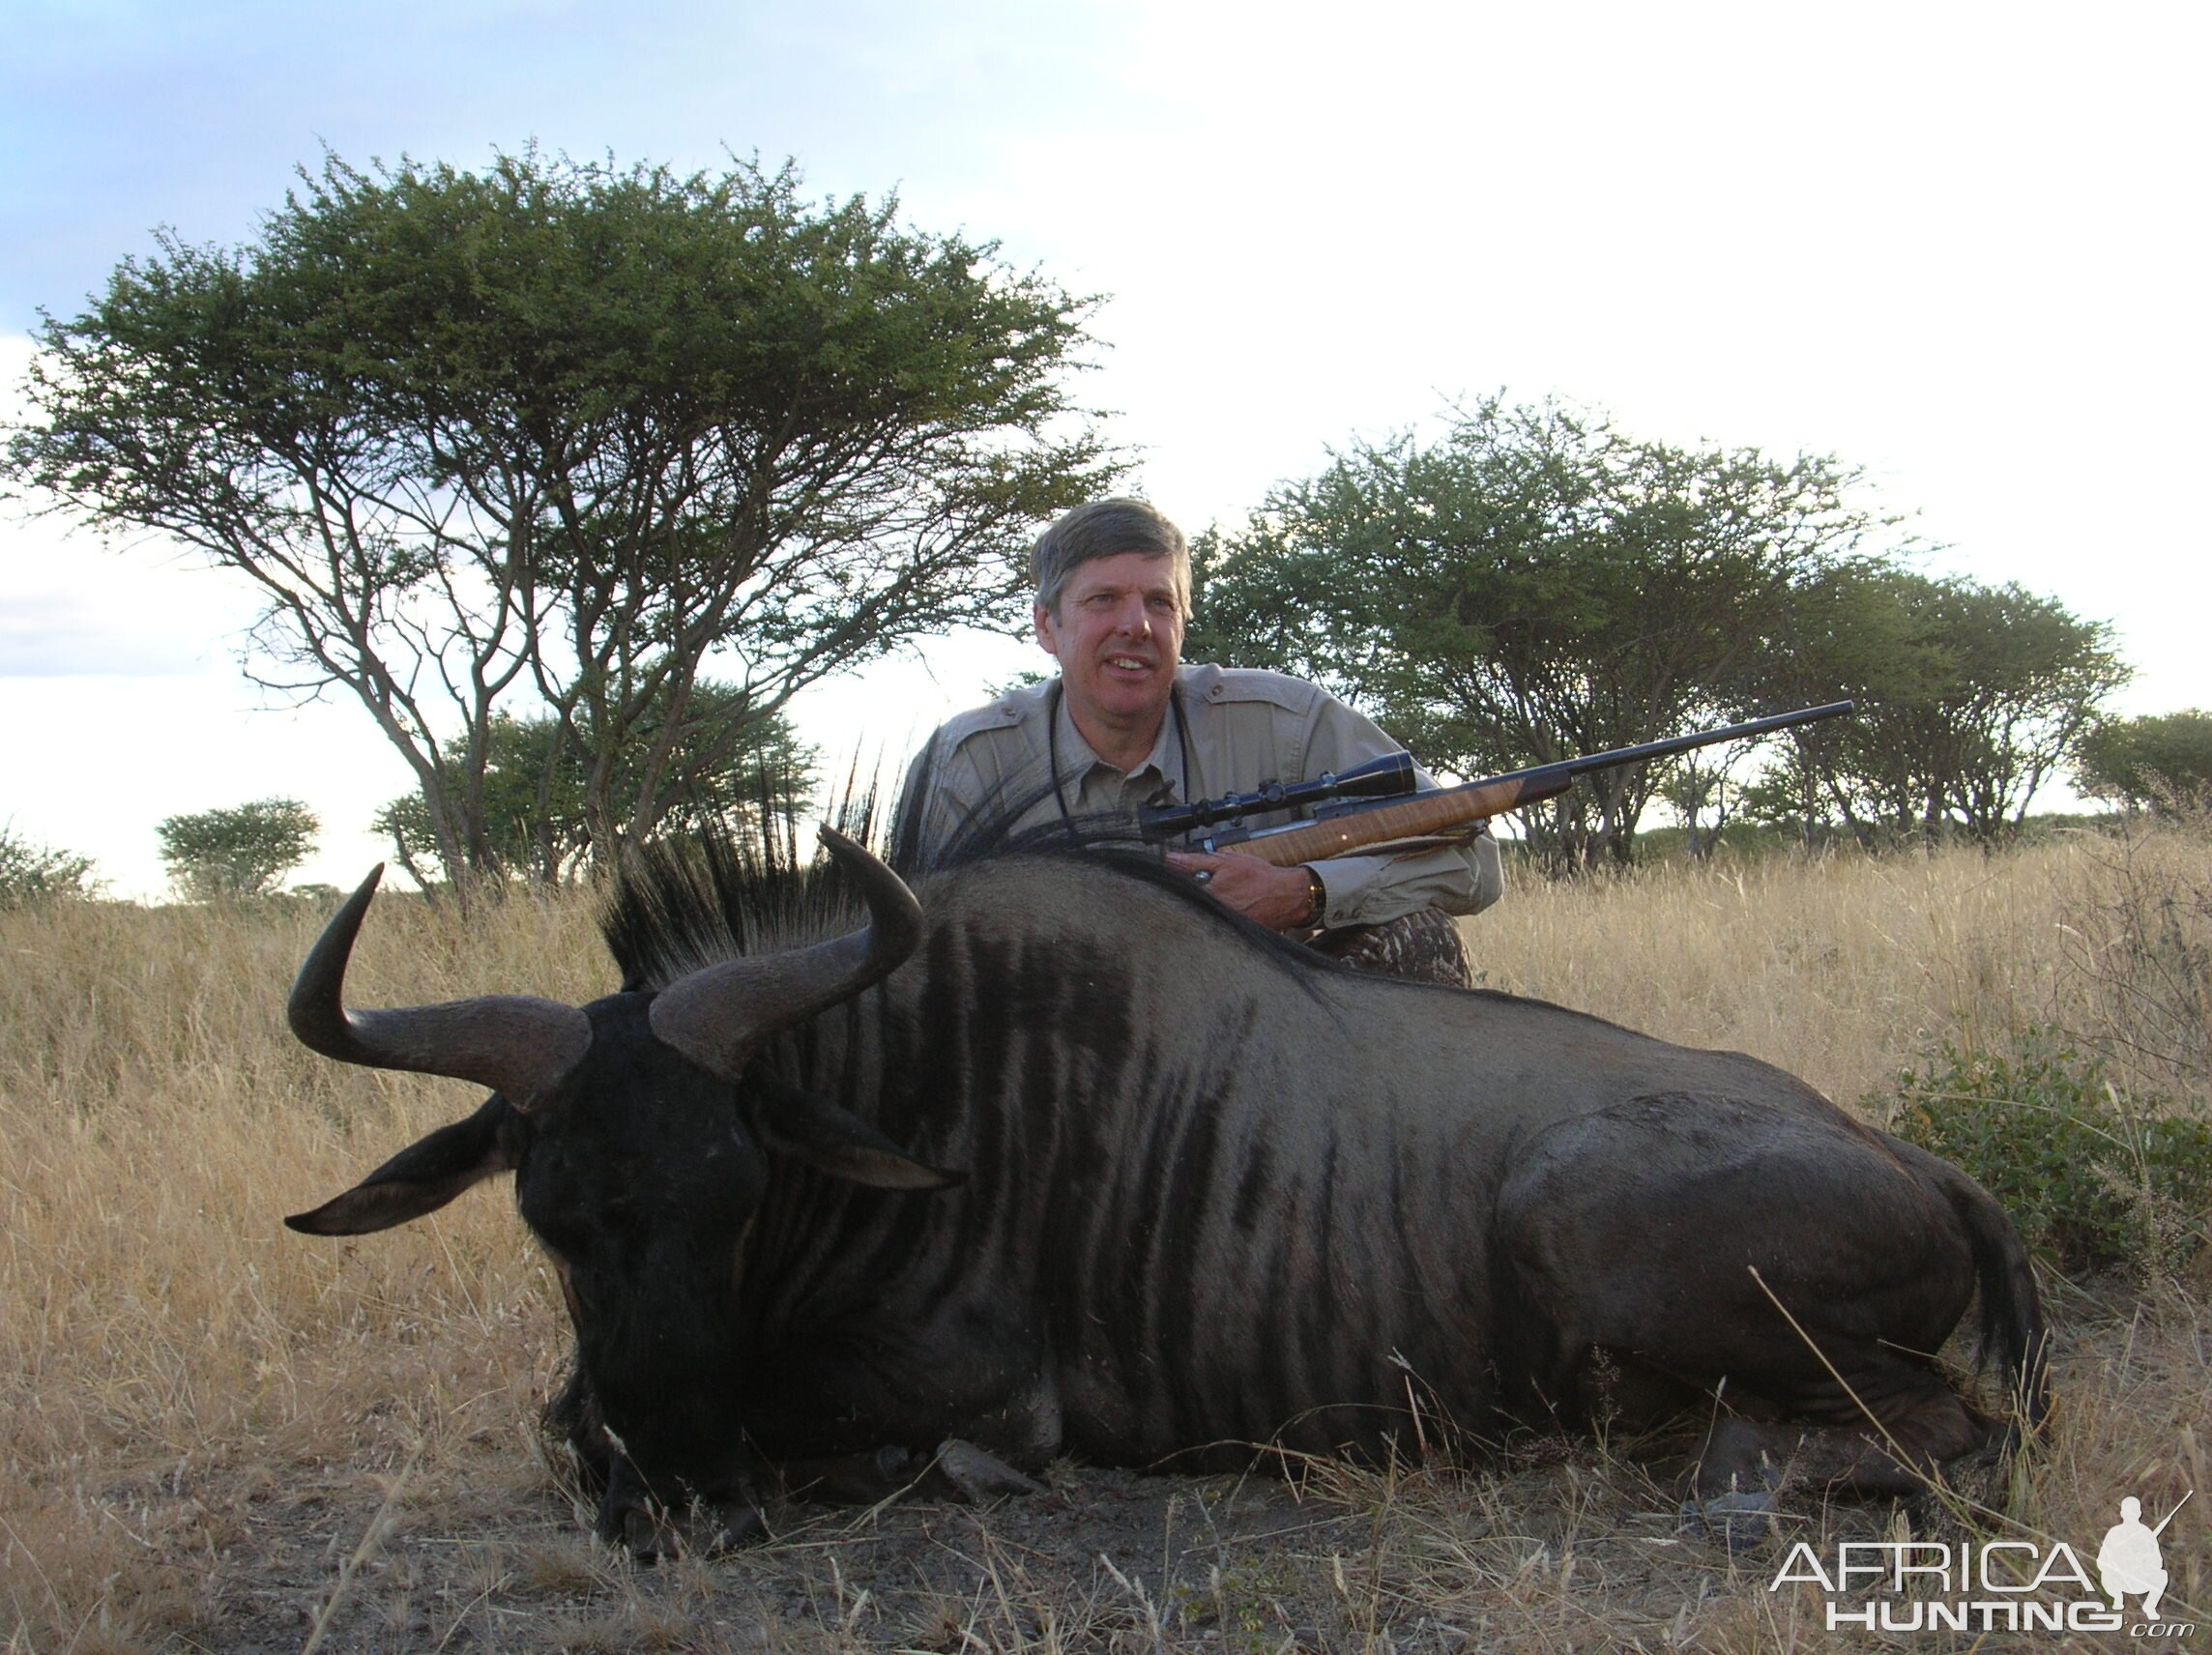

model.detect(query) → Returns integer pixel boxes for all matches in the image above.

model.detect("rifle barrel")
[1540,701,1857,783]
[2150,1490,2191,1536]
[1210,700,1854,867]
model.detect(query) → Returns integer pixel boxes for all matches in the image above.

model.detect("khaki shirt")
[893,664,1504,929]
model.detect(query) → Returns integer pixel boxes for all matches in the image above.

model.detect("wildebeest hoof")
[617,1498,765,1562]
[618,1504,682,1562]
[1677,1490,1777,1552]
[928,1438,1046,1503]
[684,1497,768,1556]
[773,1444,919,1503]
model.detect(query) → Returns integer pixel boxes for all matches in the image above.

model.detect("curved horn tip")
[816,826,922,937]
[323,865,387,930]
[289,866,388,1048]
[324,864,389,941]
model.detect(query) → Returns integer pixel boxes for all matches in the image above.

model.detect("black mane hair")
[598,779,1343,996]
[597,798,880,994]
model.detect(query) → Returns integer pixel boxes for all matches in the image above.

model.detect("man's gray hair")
[1031,498,1191,619]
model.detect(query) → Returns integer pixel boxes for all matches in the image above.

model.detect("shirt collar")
[1051,680,1179,787]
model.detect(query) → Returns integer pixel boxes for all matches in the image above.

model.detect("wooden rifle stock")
[1218,770,1571,866]
[1206,701,1855,867]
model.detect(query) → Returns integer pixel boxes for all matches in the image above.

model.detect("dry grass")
[1470,827,2136,1110]
[2,826,2206,1651]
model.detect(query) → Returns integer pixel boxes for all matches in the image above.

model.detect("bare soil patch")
[25,1295,2202,1655]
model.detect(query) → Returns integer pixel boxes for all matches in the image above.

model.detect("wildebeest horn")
[649,827,923,1079]
[289,867,594,1111]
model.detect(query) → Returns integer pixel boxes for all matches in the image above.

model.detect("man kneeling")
[893,499,1501,985]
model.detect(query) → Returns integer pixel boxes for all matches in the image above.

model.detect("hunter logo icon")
[2099,1492,2188,1621]
[1768,1483,2197,1635]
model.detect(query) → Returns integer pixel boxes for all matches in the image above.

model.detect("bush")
[2076,710,2212,813]
[0,824,102,908]
[1887,1027,2212,1277]
[156,798,319,900]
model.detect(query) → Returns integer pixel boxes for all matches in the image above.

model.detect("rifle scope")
[1137,751,1416,839]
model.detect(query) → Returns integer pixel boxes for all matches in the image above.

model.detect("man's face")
[1034,550,1186,735]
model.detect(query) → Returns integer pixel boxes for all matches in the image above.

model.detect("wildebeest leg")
[1687,1383,1989,1499]
[556,1414,1040,1555]
[932,1439,1050,1500]
[773,1444,921,1503]
[773,1441,1047,1505]
[1498,1091,1996,1506]
[615,1492,766,1562]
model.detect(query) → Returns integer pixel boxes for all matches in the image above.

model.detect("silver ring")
[1192,869,1213,885]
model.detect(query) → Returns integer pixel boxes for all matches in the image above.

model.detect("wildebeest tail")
[1951,1171,2050,1431]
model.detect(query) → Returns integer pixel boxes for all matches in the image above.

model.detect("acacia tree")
[1189,399,1885,869]
[8,151,1118,889]
[1862,578,2123,841]
[0,826,101,908]
[374,689,815,889]
[157,798,319,899]
[1742,569,2126,844]
[2076,711,2212,813]
[1731,559,1937,846]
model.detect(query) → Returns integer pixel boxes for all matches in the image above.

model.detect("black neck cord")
[1047,678,1195,842]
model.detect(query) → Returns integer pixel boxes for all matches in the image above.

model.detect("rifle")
[2150,1490,2191,1537]
[1138,701,1855,865]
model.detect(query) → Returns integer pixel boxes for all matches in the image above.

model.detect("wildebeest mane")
[598,775,1342,996]
[599,799,885,994]
[907,761,1364,985]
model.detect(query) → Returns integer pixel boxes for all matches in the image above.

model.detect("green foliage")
[985,667,1052,698]
[1888,1028,2212,1276]
[10,148,1119,891]
[374,691,813,888]
[1190,397,2128,871]
[157,798,319,900]
[1189,398,1881,871]
[1750,569,2127,845]
[0,824,102,908]
[2076,710,2212,813]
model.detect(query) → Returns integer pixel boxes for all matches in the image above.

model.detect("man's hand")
[1165,851,1321,931]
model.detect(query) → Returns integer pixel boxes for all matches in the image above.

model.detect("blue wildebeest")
[285,828,2045,1558]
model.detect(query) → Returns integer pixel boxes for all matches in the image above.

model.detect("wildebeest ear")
[284,1094,518,1234]
[746,1070,961,1191]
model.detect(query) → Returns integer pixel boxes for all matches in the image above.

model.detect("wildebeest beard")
[284,807,2048,1563]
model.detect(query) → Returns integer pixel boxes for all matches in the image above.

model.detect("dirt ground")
[65,1409,2028,1655]
[43,1290,2203,1655]
[118,1450,1731,1653]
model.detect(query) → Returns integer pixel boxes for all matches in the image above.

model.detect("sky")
[2,0,2205,897]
